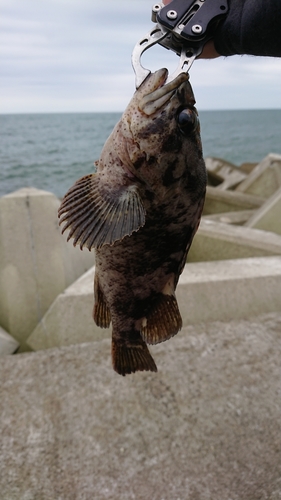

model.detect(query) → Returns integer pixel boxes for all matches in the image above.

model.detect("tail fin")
[112,337,157,376]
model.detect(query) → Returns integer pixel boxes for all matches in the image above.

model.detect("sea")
[0,109,280,199]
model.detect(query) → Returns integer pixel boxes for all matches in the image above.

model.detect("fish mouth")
[139,69,190,116]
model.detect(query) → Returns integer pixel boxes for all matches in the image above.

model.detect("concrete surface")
[27,257,281,351]
[203,186,264,216]
[245,186,281,235]
[0,326,19,356]
[0,188,94,351]
[236,153,281,198]
[188,219,281,262]
[1,312,281,500]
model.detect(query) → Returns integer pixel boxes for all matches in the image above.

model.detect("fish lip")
[139,68,168,91]
[139,70,189,116]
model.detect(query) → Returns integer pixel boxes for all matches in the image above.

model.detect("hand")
[162,0,221,58]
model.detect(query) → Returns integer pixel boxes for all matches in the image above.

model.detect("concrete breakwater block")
[205,157,247,190]
[27,256,281,351]
[239,161,258,174]
[0,326,19,356]
[0,188,94,351]
[27,267,104,351]
[245,186,281,235]
[177,256,281,325]
[1,312,281,499]
[202,209,256,225]
[203,185,264,216]
[235,153,281,198]
[188,219,281,262]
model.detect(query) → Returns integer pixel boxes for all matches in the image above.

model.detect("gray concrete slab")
[188,219,281,262]
[0,326,19,356]
[245,186,281,235]
[0,188,94,351]
[27,257,281,351]
[1,313,281,500]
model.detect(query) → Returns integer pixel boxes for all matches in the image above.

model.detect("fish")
[58,68,207,376]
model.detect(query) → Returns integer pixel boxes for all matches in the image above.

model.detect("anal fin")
[141,294,182,345]
[58,173,145,250]
[112,337,157,376]
[93,274,111,328]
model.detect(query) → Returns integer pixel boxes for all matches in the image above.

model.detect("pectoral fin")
[141,294,182,345]
[58,173,146,249]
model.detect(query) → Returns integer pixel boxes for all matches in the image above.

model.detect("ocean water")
[0,109,280,199]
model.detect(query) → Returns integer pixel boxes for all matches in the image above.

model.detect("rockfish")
[58,68,206,376]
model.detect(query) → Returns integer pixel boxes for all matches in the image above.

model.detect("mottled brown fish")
[58,68,206,376]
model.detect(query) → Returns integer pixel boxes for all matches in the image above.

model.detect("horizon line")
[1,107,281,116]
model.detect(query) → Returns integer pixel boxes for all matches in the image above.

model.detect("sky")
[1,0,281,114]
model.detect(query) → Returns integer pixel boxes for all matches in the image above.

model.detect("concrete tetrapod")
[0,326,19,356]
[205,156,247,189]
[235,153,281,198]
[0,188,94,351]
[188,219,281,262]
[202,210,256,225]
[203,185,264,215]
[245,186,281,235]
[27,256,281,351]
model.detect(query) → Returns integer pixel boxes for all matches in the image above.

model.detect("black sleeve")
[214,0,281,57]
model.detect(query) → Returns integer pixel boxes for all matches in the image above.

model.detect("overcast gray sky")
[1,0,281,113]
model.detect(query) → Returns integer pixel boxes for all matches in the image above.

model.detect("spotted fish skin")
[58,68,207,376]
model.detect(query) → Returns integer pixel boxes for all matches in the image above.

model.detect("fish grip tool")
[132,0,228,88]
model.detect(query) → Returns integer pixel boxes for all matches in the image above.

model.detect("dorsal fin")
[58,173,146,250]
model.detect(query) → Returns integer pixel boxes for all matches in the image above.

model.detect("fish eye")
[177,108,198,134]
